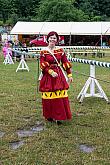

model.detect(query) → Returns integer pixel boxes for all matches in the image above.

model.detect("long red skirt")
[42,97,72,121]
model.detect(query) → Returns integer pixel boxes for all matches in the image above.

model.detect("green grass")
[0,53,110,165]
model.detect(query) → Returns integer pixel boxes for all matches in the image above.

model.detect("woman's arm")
[61,49,73,83]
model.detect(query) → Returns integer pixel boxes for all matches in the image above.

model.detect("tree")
[1,0,41,24]
[12,0,40,18]
[0,0,12,23]
[0,0,110,25]
[97,0,110,17]
[36,0,89,21]
[74,0,110,21]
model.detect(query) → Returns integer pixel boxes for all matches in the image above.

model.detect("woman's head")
[47,31,59,44]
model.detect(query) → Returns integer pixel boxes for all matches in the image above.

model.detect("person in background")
[22,41,29,59]
[39,31,73,125]
[13,40,21,61]
[13,40,19,48]
[2,42,12,58]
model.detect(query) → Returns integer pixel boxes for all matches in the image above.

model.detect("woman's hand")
[48,69,58,77]
[68,77,73,84]
[51,71,58,77]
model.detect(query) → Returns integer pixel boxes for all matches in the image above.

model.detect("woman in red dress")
[39,31,73,124]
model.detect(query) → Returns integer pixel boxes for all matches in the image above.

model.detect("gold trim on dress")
[42,90,68,99]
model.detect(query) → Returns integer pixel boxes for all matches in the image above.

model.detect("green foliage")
[0,21,4,26]
[74,0,110,21]
[13,0,40,18]
[0,0,40,24]
[9,14,18,25]
[97,0,110,17]
[91,16,102,21]
[0,0,12,23]
[0,0,110,24]
[36,0,89,21]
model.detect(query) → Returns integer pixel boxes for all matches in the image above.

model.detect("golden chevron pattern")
[42,90,68,99]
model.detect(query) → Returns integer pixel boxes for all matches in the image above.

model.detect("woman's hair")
[47,31,59,42]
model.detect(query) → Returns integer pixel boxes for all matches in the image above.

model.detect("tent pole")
[69,32,71,46]
[101,22,102,46]
[101,34,103,46]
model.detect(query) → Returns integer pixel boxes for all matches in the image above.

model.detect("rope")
[13,46,110,51]
[13,47,42,51]
[69,57,110,68]
[10,48,40,57]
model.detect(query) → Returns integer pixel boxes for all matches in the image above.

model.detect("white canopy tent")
[10,21,110,35]
[10,22,44,35]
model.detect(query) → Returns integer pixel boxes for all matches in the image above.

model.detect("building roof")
[10,21,110,35]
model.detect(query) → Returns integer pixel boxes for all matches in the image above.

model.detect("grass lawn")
[0,52,110,165]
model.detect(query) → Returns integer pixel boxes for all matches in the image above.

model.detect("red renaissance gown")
[39,47,72,121]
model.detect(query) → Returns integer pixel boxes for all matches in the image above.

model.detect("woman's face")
[48,34,57,46]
